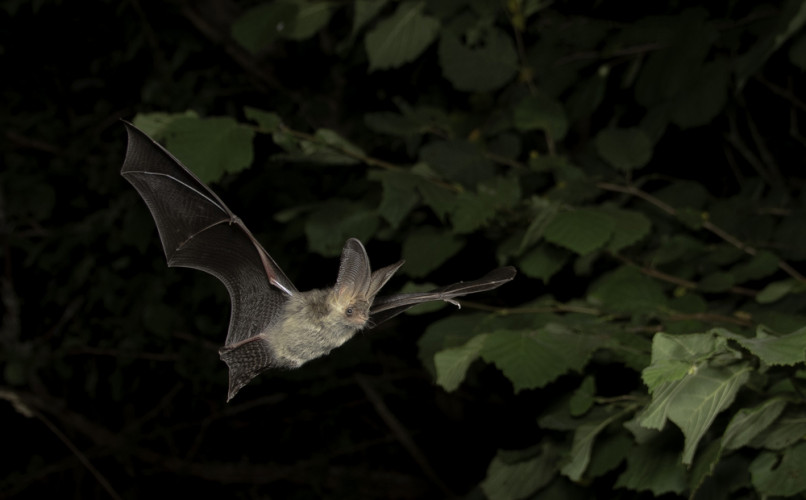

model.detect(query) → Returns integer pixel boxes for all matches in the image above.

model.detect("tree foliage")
[3,0,806,498]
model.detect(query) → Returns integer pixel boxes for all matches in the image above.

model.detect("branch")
[597,182,806,283]
[355,375,457,498]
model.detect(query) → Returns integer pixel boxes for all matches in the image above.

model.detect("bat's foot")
[444,298,461,309]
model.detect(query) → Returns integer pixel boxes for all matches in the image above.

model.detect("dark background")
[2,1,805,498]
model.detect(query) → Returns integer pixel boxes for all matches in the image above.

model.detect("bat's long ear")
[367,260,405,299]
[335,238,372,299]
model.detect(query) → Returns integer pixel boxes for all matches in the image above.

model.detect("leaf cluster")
[3,0,806,498]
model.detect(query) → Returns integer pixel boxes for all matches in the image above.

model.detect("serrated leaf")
[365,1,440,71]
[162,116,255,183]
[481,327,601,392]
[599,207,652,252]
[589,266,667,314]
[416,181,455,221]
[449,190,496,234]
[439,26,518,92]
[369,170,420,228]
[481,450,556,500]
[544,208,614,256]
[418,314,490,375]
[641,360,691,393]
[420,139,494,186]
[644,365,751,464]
[518,244,568,283]
[513,94,569,140]
[716,326,806,366]
[314,128,365,160]
[594,127,652,171]
[615,441,687,495]
[434,334,488,391]
[749,442,806,496]
[722,398,788,451]
[402,227,464,278]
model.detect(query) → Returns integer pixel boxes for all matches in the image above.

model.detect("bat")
[120,121,516,401]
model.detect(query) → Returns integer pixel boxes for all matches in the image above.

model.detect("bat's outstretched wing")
[121,121,296,357]
[369,266,516,326]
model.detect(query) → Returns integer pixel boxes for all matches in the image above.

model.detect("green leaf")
[594,127,652,171]
[481,449,557,500]
[284,1,334,40]
[543,208,615,255]
[368,170,420,228]
[439,26,518,92]
[587,433,633,479]
[568,376,595,417]
[481,327,602,392]
[365,1,440,71]
[562,406,631,481]
[699,272,735,293]
[434,333,488,392]
[644,365,751,464]
[352,0,388,37]
[756,279,798,304]
[162,116,255,183]
[599,207,652,252]
[304,201,379,256]
[518,244,568,283]
[722,398,788,451]
[749,442,806,496]
[314,128,365,160]
[401,227,464,278]
[418,314,490,375]
[513,94,569,140]
[364,111,422,136]
[416,180,455,221]
[518,197,560,252]
[669,59,729,129]
[749,412,806,450]
[615,441,687,495]
[231,2,297,53]
[244,107,283,132]
[730,250,780,284]
[447,176,520,234]
[589,266,668,314]
[419,139,494,187]
[641,360,691,393]
[716,326,806,366]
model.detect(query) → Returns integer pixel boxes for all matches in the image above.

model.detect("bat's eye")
[346,307,354,316]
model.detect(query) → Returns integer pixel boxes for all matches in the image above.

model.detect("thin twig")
[597,182,806,283]
[355,375,456,499]
[33,409,123,500]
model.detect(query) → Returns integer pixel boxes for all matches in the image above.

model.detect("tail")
[218,336,276,402]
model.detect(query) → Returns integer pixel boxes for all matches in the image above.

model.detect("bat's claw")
[445,298,461,309]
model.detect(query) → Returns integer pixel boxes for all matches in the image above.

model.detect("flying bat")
[120,121,516,401]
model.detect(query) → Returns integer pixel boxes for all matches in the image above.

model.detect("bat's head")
[331,239,404,330]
